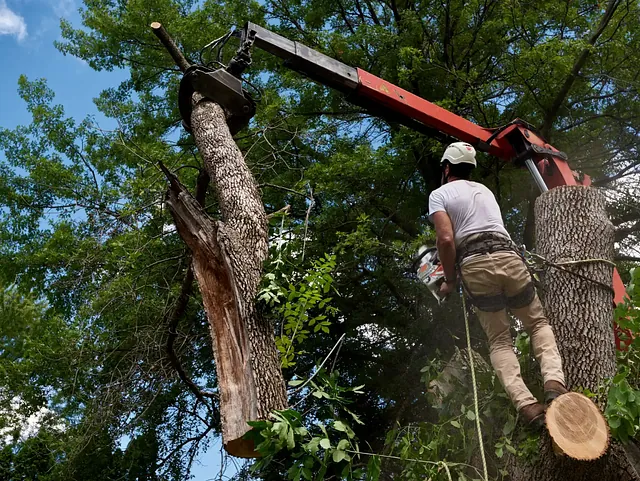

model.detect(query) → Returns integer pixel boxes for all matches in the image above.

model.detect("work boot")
[519,402,546,430]
[544,380,569,405]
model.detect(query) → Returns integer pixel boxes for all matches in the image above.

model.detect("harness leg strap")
[506,282,536,309]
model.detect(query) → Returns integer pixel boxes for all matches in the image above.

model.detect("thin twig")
[301,183,315,262]
[290,333,347,402]
[267,204,291,220]
[260,183,307,198]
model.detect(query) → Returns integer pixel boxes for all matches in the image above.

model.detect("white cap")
[441,142,477,167]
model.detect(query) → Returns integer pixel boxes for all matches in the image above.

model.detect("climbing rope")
[461,290,489,481]
[345,449,471,481]
[521,249,616,296]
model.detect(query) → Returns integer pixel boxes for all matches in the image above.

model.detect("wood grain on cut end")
[225,438,261,459]
[546,392,610,461]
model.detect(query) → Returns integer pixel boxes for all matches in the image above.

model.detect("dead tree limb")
[165,169,219,407]
[152,23,287,458]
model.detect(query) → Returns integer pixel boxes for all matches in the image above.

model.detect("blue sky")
[0,1,236,478]
[0,0,123,129]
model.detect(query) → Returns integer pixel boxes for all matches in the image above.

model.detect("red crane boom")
[177,22,628,348]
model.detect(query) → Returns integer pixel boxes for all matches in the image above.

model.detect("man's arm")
[432,211,457,283]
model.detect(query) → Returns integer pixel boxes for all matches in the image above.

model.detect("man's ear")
[444,164,450,178]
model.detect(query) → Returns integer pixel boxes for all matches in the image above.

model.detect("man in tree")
[429,142,568,426]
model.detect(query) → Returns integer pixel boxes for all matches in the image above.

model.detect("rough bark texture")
[536,186,617,393]
[164,95,287,457]
[191,97,288,418]
[508,185,639,481]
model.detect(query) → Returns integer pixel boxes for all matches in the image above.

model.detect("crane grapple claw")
[178,65,256,135]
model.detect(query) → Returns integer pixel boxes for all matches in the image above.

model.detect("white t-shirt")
[428,180,510,246]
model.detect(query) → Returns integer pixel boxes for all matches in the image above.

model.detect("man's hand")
[439,280,456,297]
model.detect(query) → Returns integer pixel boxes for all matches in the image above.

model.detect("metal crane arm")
[177,22,627,346]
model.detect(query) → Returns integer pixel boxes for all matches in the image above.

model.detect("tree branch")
[541,0,622,138]
[615,255,640,263]
[616,220,640,241]
[163,167,219,405]
[150,22,191,73]
[259,183,307,198]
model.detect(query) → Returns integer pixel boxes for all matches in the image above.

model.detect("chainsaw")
[413,246,447,304]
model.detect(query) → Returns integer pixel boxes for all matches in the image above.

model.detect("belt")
[457,232,518,264]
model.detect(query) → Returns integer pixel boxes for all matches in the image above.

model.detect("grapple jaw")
[178,65,256,135]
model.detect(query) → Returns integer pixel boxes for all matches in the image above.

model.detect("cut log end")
[546,392,610,461]
[225,437,261,459]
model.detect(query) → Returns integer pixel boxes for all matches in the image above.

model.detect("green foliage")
[246,371,371,481]
[605,371,640,442]
[260,252,339,368]
[606,267,640,442]
[381,347,546,480]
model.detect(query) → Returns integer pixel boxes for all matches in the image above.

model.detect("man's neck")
[446,176,464,183]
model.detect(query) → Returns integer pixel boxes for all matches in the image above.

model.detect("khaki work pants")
[460,250,565,411]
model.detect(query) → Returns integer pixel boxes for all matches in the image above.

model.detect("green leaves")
[605,373,640,442]
[607,267,640,443]
[249,408,361,480]
[0,72,217,478]
[261,253,339,368]
[247,371,377,480]
[366,455,381,481]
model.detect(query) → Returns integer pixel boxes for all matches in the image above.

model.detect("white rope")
[346,450,466,481]
[461,291,489,481]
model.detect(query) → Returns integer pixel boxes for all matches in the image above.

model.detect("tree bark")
[164,95,287,458]
[508,186,639,480]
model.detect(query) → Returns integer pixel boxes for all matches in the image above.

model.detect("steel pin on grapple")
[178,29,258,135]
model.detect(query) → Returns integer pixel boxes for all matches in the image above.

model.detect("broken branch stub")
[150,22,191,73]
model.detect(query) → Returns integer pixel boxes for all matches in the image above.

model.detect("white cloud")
[0,0,27,41]
[0,397,65,446]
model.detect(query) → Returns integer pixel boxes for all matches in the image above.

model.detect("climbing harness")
[456,233,535,313]
[456,232,518,263]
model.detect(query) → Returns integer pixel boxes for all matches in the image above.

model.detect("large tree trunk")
[164,96,287,457]
[509,185,639,480]
[150,21,286,459]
